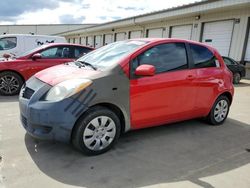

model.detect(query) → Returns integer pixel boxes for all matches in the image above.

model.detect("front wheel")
[72,106,121,155]
[206,95,230,125]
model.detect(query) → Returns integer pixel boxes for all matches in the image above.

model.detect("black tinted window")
[223,58,233,65]
[0,37,17,50]
[223,57,236,65]
[134,43,188,73]
[190,44,216,68]
[74,47,92,58]
[40,46,70,58]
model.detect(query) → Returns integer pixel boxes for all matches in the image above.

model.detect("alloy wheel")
[0,75,20,95]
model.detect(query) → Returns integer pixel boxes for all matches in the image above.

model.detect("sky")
[0,0,200,25]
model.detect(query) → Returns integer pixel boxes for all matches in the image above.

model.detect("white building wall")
[170,25,193,40]
[8,25,36,35]
[115,32,126,41]
[64,3,250,62]
[129,30,142,39]
[196,8,250,61]
[0,24,95,35]
[245,29,250,61]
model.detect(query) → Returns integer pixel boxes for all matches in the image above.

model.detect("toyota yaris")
[19,39,234,155]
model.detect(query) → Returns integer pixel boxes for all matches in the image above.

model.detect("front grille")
[22,87,34,99]
[21,115,28,128]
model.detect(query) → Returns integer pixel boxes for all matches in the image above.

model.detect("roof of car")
[129,38,217,53]
[129,38,202,44]
[40,42,94,49]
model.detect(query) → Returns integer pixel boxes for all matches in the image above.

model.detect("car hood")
[35,64,101,86]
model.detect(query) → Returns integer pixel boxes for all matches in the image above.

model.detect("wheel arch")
[206,90,233,117]
[92,103,126,134]
[220,91,233,105]
[206,91,232,125]
[0,69,25,83]
[70,102,127,141]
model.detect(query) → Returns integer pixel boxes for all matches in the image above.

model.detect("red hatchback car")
[19,39,234,155]
[0,43,93,95]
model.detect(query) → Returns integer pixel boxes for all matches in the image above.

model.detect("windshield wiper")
[75,60,97,70]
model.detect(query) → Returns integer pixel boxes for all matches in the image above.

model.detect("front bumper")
[19,77,88,143]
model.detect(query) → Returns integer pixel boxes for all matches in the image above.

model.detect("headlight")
[44,78,92,101]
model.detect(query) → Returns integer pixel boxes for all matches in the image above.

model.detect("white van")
[0,34,66,58]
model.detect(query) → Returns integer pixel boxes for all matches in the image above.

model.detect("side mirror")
[32,53,42,60]
[135,64,155,76]
[3,53,11,59]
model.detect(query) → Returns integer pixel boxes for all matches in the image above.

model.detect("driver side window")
[40,47,70,58]
[132,43,188,74]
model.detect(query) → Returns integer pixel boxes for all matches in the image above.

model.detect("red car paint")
[128,39,233,129]
[135,64,156,76]
[0,43,93,81]
[36,64,100,86]
[35,38,234,130]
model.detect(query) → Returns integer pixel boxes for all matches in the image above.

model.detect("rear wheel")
[0,71,23,96]
[233,72,241,84]
[207,95,230,125]
[72,106,121,155]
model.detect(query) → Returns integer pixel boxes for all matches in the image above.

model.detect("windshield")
[77,40,148,70]
[17,45,48,58]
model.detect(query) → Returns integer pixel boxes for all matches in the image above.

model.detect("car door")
[28,46,74,77]
[189,43,223,116]
[130,42,197,129]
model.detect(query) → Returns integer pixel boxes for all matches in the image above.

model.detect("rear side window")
[133,43,188,74]
[74,47,92,58]
[190,44,216,68]
[223,57,236,65]
[0,37,17,50]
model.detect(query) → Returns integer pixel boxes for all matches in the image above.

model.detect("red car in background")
[0,43,93,95]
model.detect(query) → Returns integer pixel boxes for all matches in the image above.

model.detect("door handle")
[186,75,195,80]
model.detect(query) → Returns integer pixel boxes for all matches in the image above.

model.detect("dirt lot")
[1,80,250,188]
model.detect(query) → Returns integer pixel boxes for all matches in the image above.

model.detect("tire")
[233,72,241,84]
[72,106,121,155]
[206,95,230,125]
[0,71,24,96]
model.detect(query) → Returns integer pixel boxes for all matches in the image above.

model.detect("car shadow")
[24,118,250,188]
[0,95,19,103]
